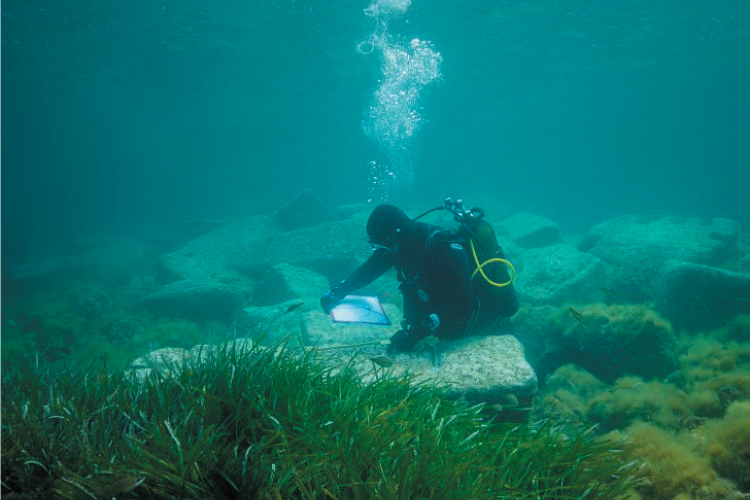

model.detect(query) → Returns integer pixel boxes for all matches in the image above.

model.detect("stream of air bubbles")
[358,0,442,203]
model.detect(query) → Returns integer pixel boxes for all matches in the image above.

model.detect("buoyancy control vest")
[413,198,520,330]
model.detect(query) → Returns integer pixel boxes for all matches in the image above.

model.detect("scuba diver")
[320,199,519,352]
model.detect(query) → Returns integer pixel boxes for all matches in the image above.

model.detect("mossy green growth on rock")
[678,335,750,406]
[711,314,750,343]
[2,342,640,500]
[702,401,750,492]
[559,304,677,380]
[588,377,693,430]
[138,317,204,348]
[610,422,737,500]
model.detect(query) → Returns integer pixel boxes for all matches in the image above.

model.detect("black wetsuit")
[332,220,475,343]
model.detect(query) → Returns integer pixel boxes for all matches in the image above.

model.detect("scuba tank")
[413,198,519,326]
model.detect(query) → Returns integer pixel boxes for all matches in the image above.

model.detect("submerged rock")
[514,244,607,306]
[140,279,251,321]
[559,304,678,380]
[156,215,277,283]
[128,334,537,421]
[579,216,742,302]
[495,212,562,248]
[253,263,331,306]
[272,188,340,231]
[4,239,146,286]
[654,261,750,332]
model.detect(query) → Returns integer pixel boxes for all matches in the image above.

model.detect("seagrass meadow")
[1,341,641,499]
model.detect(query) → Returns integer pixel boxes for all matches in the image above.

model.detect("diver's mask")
[369,228,400,254]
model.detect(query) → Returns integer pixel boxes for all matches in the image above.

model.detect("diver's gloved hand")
[320,291,339,314]
[320,284,347,314]
[387,329,417,353]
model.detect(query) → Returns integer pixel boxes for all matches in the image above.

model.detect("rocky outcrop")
[560,304,678,380]
[253,263,331,306]
[5,239,146,286]
[139,279,251,321]
[155,215,278,283]
[127,334,537,421]
[654,261,750,332]
[495,212,562,248]
[156,210,372,286]
[513,244,607,306]
[272,188,340,231]
[578,216,742,302]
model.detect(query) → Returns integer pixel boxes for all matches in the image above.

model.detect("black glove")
[320,291,340,314]
[387,329,417,353]
[321,283,351,314]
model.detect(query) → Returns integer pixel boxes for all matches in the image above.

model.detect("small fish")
[567,306,585,324]
[103,474,145,496]
[369,355,393,367]
[284,300,305,313]
[597,286,616,298]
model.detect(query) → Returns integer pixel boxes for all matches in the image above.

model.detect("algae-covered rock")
[702,401,750,492]
[619,422,736,500]
[561,304,678,380]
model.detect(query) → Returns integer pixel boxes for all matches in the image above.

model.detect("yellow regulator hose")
[469,239,516,287]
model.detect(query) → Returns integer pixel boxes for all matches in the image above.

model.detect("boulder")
[404,335,537,404]
[4,255,84,285]
[140,279,251,321]
[4,238,146,287]
[232,216,372,281]
[495,212,562,248]
[128,338,257,381]
[128,334,537,421]
[654,261,750,332]
[739,254,750,273]
[272,188,340,231]
[70,285,111,319]
[545,304,678,381]
[156,215,278,282]
[325,334,537,420]
[157,213,371,286]
[514,244,607,306]
[254,263,331,306]
[579,216,742,301]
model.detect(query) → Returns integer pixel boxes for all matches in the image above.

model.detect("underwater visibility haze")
[2,0,750,264]
[3,1,750,499]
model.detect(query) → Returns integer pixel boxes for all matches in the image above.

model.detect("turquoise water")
[3,0,749,266]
